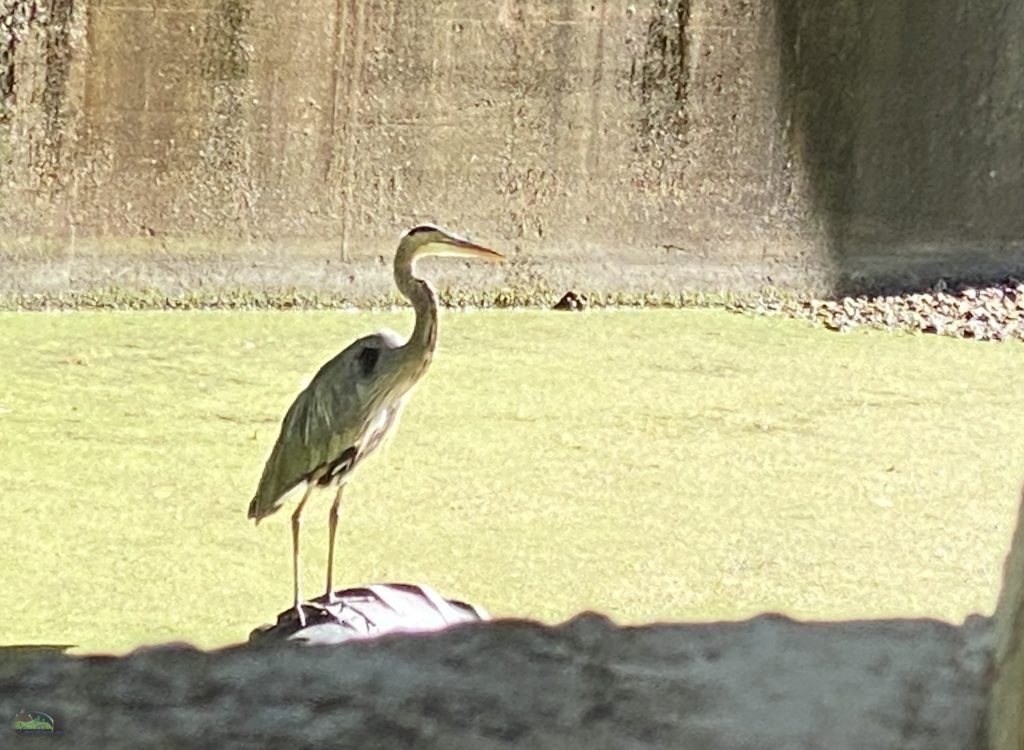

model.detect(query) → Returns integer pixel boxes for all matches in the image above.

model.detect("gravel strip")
[5,279,1024,344]
[727,279,1024,342]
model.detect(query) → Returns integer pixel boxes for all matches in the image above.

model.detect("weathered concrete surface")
[0,613,994,750]
[2,0,1022,297]
[990,489,1024,750]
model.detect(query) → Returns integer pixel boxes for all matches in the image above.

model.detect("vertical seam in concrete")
[64,0,90,264]
[585,0,607,178]
[337,0,366,262]
[326,0,347,183]
[676,0,691,107]
[501,5,524,243]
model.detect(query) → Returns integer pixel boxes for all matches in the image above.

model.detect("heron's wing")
[249,331,403,517]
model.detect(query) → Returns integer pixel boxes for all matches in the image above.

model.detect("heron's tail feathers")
[248,483,285,524]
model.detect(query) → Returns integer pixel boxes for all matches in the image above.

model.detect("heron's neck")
[395,257,438,361]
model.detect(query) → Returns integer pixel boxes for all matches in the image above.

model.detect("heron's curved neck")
[394,253,438,360]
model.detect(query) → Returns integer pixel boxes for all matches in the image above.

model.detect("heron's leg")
[291,484,315,626]
[325,485,344,603]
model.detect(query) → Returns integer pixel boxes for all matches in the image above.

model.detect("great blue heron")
[248,225,504,625]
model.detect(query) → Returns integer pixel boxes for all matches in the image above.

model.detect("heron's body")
[248,329,418,519]
[248,225,502,624]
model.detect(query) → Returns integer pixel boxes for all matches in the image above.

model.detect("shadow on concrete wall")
[774,0,1024,295]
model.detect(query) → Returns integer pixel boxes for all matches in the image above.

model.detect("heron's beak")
[429,238,505,263]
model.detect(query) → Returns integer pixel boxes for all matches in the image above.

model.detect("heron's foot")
[291,600,331,628]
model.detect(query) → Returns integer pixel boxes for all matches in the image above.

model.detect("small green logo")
[13,710,55,735]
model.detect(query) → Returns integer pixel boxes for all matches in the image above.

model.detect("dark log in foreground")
[0,613,997,750]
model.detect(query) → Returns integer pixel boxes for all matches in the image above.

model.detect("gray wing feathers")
[250,332,403,516]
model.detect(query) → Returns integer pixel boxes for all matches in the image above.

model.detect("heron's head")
[396,224,505,269]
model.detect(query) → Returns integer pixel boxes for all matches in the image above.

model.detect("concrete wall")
[1,0,1022,296]
[775,0,1024,293]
